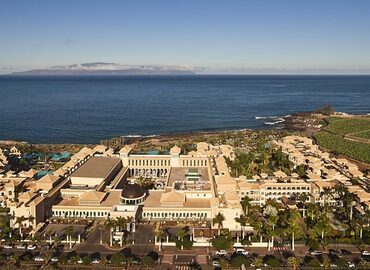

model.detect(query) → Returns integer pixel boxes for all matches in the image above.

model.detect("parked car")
[51,257,58,262]
[92,259,100,264]
[132,257,141,265]
[77,258,83,264]
[310,250,322,256]
[16,244,26,250]
[34,256,45,262]
[212,258,221,267]
[234,247,249,256]
[362,251,370,256]
[3,244,13,249]
[216,250,227,256]
[348,262,355,268]
[27,244,36,250]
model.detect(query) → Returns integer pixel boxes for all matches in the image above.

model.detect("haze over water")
[0,75,369,144]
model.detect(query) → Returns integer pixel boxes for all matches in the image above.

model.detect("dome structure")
[120,183,145,205]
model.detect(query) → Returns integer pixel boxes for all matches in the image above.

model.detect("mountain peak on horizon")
[10,62,198,75]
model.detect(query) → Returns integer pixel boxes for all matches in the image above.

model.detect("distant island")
[10,62,197,75]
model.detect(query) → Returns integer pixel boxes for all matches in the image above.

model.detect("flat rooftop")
[53,190,122,208]
[168,167,210,190]
[70,156,122,179]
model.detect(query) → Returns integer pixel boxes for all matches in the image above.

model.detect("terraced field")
[325,117,370,136]
[315,116,370,164]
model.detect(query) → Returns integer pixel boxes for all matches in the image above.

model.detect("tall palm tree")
[155,227,165,251]
[240,196,253,215]
[176,229,187,250]
[285,209,304,251]
[235,214,248,240]
[115,217,127,232]
[321,187,332,206]
[64,225,74,249]
[103,217,116,246]
[27,215,35,228]
[15,216,26,239]
[212,213,225,235]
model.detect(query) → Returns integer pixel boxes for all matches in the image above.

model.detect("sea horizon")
[1,75,369,144]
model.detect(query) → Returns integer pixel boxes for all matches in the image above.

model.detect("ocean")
[0,75,369,144]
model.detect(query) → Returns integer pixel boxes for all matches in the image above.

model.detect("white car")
[348,262,355,268]
[216,250,227,256]
[235,247,249,255]
[362,251,370,256]
[51,257,58,262]
[34,256,45,262]
[92,259,100,264]
[27,244,36,250]
[77,259,83,264]
[3,244,13,249]
[16,244,26,249]
[310,250,322,255]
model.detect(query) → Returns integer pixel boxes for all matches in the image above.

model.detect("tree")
[116,217,127,232]
[155,226,165,251]
[15,216,26,239]
[241,196,253,215]
[63,225,74,249]
[235,215,248,239]
[103,217,116,246]
[212,213,225,235]
[287,256,301,270]
[285,209,304,251]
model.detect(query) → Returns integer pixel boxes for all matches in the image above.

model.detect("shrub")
[211,235,233,251]
[82,256,92,265]
[147,251,159,261]
[231,255,250,267]
[110,252,124,265]
[175,235,193,249]
[265,257,280,267]
[142,255,154,266]
[304,256,320,267]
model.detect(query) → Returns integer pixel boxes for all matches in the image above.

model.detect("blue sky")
[1,0,370,74]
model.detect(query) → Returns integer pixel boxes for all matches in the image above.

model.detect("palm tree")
[240,196,253,215]
[251,256,263,269]
[287,256,301,270]
[115,217,127,246]
[116,217,127,232]
[235,214,248,240]
[285,209,304,251]
[313,211,331,242]
[321,187,332,206]
[103,217,116,246]
[15,216,26,240]
[64,225,74,249]
[155,226,165,251]
[176,229,187,250]
[212,213,225,235]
